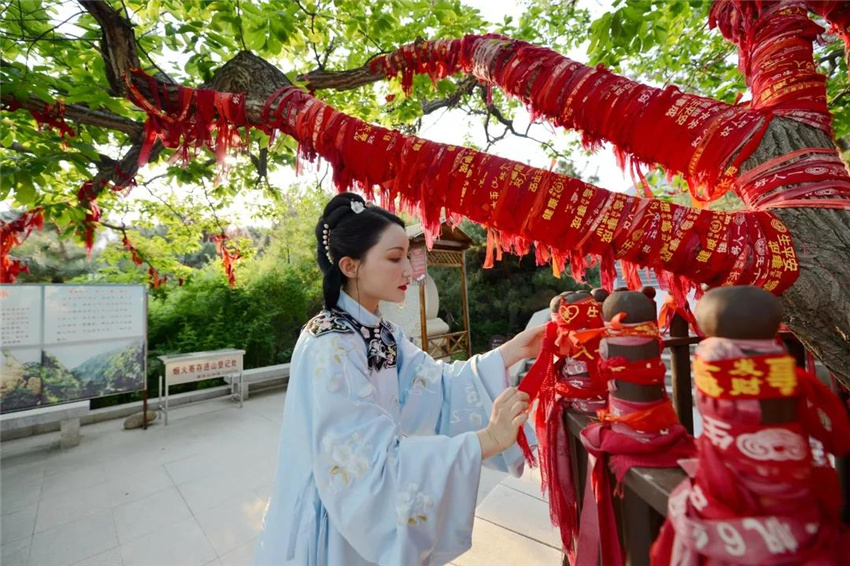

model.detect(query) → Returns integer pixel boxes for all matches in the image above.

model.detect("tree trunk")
[739,117,850,386]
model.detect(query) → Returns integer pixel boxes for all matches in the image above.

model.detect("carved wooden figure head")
[695,286,793,424]
[602,290,664,402]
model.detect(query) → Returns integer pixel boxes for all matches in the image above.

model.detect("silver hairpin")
[322,223,333,263]
[351,201,365,214]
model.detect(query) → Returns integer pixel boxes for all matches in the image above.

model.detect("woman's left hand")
[498,324,547,368]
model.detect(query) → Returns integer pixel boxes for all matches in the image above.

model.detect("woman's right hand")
[476,387,530,460]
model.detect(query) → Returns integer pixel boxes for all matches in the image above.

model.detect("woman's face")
[347,223,412,306]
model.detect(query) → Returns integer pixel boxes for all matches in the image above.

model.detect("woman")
[254,193,544,566]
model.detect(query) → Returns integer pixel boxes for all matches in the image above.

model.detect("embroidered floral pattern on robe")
[397,484,435,526]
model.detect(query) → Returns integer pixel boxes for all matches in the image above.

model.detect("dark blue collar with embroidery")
[306,308,398,371]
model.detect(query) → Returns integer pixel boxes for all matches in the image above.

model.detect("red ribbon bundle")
[124,68,249,172]
[652,350,850,565]
[514,296,609,555]
[514,321,578,553]
[28,101,75,140]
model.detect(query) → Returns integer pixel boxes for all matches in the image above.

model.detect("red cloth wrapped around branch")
[122,69,805,298]
[575,319,696,566]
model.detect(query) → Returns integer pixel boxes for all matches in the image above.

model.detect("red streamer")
[0,209,43,283]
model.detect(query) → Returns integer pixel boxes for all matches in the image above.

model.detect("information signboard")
[0,284,147,414]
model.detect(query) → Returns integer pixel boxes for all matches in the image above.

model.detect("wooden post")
[419,274,429,355]
[459,251,472,358]
[621,484,664,566]
[669,313,694,434]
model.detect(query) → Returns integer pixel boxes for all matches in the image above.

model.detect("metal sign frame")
[157,349,245,425]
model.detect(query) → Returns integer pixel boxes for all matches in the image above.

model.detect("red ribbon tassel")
[515,321,559,466]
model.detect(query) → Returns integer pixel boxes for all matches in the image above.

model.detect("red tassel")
[516,322,560,467]
[483,229,496,269]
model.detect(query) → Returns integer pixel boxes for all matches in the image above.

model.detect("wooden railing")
[424,330,470,360]
[560,313,850,566]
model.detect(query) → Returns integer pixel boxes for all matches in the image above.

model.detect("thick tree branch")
[78,0,140,96]
[420,75,478,114]
[297,65,381,92]
[1,93,144,138]
[202,50,291,98]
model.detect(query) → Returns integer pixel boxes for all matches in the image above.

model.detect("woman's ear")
[338,256,359,279]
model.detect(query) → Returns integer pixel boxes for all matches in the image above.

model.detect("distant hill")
[1,342,145,412]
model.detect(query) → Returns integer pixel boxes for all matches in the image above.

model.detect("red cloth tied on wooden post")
[651,338,850,565]
[553,297,608,413]
[522,296,610,556]
[575,318,696,566]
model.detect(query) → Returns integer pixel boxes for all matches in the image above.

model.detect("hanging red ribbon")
[213,234,241,289]
[0,208,44,283]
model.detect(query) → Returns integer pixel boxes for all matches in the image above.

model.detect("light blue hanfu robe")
[254,291,528,566]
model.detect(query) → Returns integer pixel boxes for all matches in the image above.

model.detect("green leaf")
[14,175,36,205]
[243,24,267,51]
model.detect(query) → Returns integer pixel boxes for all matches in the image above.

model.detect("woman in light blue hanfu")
[254,193,544,566]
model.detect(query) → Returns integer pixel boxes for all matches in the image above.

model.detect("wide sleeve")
[395,328,528,477]
[308,332,483,566]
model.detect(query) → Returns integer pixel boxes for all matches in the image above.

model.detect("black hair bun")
[322,193,368,229]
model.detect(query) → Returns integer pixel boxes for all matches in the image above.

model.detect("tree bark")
[79,0,140,96]
[732,118,850,386]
